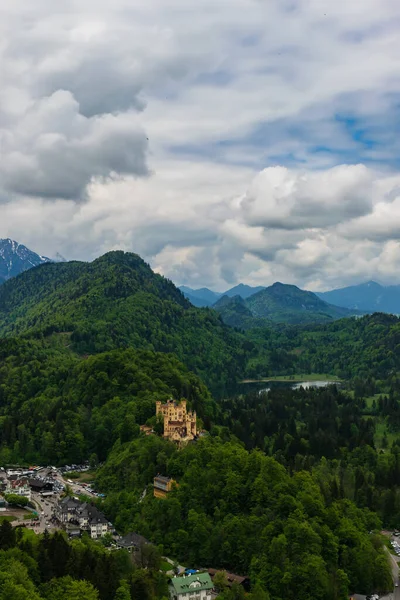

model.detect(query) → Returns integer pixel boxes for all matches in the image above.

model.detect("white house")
[169,574,213,600]
[5,481,32,502]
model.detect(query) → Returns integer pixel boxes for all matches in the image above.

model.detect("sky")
[1,0,400,291]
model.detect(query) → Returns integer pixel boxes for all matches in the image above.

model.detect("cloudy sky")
[1,0,400,291]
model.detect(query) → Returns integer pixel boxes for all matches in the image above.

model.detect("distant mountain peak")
[178,286,222,307]
[316,280,400,314]
[0,238,52,284]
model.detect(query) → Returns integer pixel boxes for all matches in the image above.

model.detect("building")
[78,503,109,539]
[56,496,81,523]
[156,399,197,443]
[56,496,110,539]
[5,479,32,501]
[208,569,250,591]
[116,531,151,558]
[169,573,213,600]
[28,479,54,494]
[140,425,154,436]
[153,475,176,499]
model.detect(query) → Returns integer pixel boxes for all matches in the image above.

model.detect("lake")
[239,379,340,394]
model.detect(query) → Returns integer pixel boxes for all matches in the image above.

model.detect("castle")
[155,399,197,443]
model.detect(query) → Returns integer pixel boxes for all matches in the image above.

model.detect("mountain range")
[214,282,358,328]
[316,280,400,314]
[3,238,400,324]
[179,283,265,307]
[181,280,400,317]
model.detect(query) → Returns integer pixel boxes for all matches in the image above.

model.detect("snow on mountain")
[0,239,55,283]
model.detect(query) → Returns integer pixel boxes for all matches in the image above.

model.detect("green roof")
[170,573,213,595]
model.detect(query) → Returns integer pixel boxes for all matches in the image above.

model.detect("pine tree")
[0,520,16,549]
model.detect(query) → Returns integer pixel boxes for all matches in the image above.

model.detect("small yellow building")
[156,399,197,442]
[153,475,177,499]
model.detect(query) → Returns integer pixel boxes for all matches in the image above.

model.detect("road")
[384,545,400,599]
[31,490,60,533]
[12,468,98,534]
[49,469,97,499]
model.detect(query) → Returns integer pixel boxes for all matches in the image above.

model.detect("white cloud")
[1,0,400,290]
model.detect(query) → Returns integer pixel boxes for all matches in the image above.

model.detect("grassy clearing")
[64,471,95,482]
[64,471,80,479]
[160,560,172,573]
[240,373,341,384]
[374,419,397,450]
[364,394,382,409]
[0,516,16,523]
[24,512,39,520]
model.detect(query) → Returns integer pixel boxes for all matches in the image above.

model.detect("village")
[0,398,251,599]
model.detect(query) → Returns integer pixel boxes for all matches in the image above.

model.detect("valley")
[0,249,399,599]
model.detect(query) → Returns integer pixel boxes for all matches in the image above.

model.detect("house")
[169,573,213,600]
[140,425,154,436]
[55,496,81,523]
[56,496,110,539]
[5,479,32,501]
[154,475,177,499]
[116,532,151,553]
[208,569,250,591]
[156,399,197,443]
[77,503,109,539]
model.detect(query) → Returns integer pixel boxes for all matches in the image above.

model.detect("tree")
[5,494,29,507]
[100,532,114,547]
[140,544,161,570]
[41,575,99,600]
[213,571,229,594]
[0,520,16,549]
[63,485,73,498]
[0,558,41,600]
[153,415,165,436]
[250,584,270,600]
[89,453,99,470]
[114,580,131,600]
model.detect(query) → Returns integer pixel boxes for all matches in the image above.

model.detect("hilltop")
[214,282,358,328]
[0,251,245,395]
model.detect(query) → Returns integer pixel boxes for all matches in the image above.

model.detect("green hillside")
[0,251,246,395]
[0,336,214,464]
[0,253,398,598]
[213,294,270,329]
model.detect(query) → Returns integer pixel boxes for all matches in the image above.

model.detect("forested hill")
[0,251,246,395]
[0,338,215,465]
[214,282,359,328]
[246,311,400,381]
